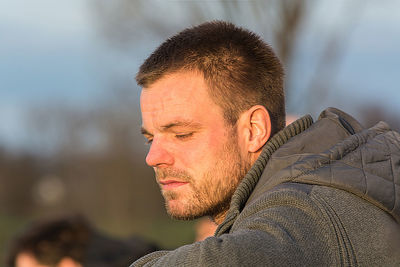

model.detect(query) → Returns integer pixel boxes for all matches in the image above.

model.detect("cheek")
[178,131,225,168]
[178,142,212,167]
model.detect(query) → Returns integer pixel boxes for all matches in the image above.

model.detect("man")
[133,21,400,266]
[7,214,158,267]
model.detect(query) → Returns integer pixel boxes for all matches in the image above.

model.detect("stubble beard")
[156,134,252,222]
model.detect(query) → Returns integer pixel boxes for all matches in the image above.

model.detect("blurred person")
[6,214,158,267]
[133,21,400,266]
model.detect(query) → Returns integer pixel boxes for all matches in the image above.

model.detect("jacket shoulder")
[236,182,400,266]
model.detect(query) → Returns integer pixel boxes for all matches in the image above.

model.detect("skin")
[140,70,271,224]
[15,253,82,267]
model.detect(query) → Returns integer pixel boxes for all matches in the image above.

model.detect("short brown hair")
[137,21,285,136]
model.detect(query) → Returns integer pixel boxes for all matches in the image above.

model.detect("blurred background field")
[1,0,400,263]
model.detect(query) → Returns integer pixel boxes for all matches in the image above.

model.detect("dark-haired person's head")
[6,215,158,267]
[139,21,285,224]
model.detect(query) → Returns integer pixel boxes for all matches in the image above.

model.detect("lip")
[159,180,189,190]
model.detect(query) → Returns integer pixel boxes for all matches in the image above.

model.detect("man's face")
[15,253,82,267]
[15,253,48,267]
[140,71,250,221]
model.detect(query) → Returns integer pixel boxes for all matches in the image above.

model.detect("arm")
[131,188,336,266]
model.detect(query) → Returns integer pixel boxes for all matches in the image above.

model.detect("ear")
[238,105,271,153]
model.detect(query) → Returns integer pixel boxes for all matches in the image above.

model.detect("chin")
[166,200,201,221]
[168,212,201,221]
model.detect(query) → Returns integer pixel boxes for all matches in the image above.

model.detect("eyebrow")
[141,120,202,136]
[141,127,151,136]
[162,120,202,130]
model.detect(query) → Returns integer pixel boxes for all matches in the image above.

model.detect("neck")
[212,209,229,225]
[214,114,314,235]
[212,154,254,225]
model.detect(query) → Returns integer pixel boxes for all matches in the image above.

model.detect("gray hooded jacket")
[132,108,400,266]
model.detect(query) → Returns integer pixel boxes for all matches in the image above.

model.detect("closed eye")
[175,133,194,140]
[143,135,153,145]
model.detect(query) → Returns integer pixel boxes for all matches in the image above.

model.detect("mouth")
[159,180,189,190]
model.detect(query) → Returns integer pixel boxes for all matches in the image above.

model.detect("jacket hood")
[252,107,400,224]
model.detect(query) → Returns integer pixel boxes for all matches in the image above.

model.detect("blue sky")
[1,0,399,151]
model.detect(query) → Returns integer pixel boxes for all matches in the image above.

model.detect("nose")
[145,138,174,167]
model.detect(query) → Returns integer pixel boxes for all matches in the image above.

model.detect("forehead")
[140,71,223,127]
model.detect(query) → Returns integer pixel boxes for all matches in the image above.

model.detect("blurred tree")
[0,149,42,261]
[26,87,165,222]
[0,149,41,215]
[358,105,400,132]
[91,0,364,115]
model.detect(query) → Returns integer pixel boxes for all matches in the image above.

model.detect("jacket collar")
[215,114,314,236]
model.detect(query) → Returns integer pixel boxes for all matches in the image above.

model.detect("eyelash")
[145,139,153,145]
[145,133,193,145]
[175,133,193,140]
